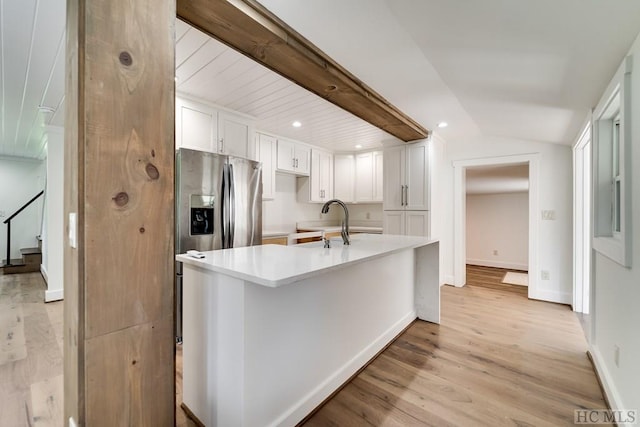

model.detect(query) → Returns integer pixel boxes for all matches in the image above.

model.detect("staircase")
[1,246,42,274]
[2,190,45,276]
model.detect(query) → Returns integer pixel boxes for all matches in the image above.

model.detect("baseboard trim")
[40,264,48,285]
[528,289,571,305]
[586,350,612,410]
[466,258,528,271]
[295,315,417,426]
[443,274,455,286]
[45,288,63,302]
[588,345,629,420]
[277,311,417,427]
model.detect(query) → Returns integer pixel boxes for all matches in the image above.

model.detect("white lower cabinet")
[383,210,429,237]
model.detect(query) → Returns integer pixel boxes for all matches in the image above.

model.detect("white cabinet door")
[373,151,384,202]
[334,154,354,202]
[405,211,429,237]
[405,142,429,210]
[294,145,310,175]
[276,139,310,175]
[383,146,405,210]
[218,112,250,158]
[383,211,405,235]
[355,152,373,202]
[276,139,295,173]
[256,133,276,200]
[383,211,430,237]
[309,149,333,202]
[176,98,217,153]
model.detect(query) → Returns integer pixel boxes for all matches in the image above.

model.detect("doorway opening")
[465,163,530,296]
[453,154,540,300]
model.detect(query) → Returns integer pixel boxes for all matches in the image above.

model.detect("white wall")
[466,192,528,271]
[42,127,64,301]
[589,33,640,416]
[262,173,383,232]
[438,136,573,303]
[0,157,45,262]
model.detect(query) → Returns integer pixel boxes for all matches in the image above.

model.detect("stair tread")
[20,247,42,255]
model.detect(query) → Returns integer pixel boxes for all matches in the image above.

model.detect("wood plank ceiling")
[1,0,420,160]
[176,19,406,151]
[0,0,66,159]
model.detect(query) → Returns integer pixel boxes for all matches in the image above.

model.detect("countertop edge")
[176,237,438,288]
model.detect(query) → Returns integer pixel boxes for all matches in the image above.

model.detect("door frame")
[453,154,540,300]
[572,123,592,313]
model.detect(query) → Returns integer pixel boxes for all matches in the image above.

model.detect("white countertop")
[177,233,437,288]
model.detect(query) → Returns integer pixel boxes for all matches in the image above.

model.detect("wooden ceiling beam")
[177,0,430,142]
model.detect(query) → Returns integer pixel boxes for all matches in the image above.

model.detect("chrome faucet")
[321,199,350,245]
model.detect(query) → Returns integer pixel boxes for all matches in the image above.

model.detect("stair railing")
[3,190,44,266]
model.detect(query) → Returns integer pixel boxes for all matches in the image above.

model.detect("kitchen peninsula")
[177,234,440,427]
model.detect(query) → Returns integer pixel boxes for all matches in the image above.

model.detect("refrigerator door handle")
[229,163,236,248]
[221,163,229,248]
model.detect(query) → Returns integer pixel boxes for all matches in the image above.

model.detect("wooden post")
[64,0,176,425]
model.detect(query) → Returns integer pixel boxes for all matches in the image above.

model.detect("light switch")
[69,213,77,248]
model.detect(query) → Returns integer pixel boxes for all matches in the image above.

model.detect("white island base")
[178,234,439,427]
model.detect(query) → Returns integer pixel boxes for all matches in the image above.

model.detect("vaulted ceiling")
[2,0,640,160]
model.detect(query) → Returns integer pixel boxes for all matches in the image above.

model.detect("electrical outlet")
[541,270,550,280]
[366,212,370,219]
[541,210,556,220]
[614,345,620,367]
[493,250,498,256]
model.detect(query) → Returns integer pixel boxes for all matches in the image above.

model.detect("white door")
[294,145,311,175]
[319,151,333,201]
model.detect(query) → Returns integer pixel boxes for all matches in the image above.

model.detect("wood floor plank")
[302,265,608,426]
[31,374,63,427]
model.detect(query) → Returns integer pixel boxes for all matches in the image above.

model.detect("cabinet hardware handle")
[292,158,295,168]
[296,158,299,168]
[401,185,405,206]
[404,185,408,206]
[220,138,224,153]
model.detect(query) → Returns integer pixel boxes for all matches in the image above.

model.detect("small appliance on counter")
[175,148,262,341]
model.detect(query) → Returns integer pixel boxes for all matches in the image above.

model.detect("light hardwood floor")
[302,265,607,426]
[0,272,63,426]
[3,267,607,426]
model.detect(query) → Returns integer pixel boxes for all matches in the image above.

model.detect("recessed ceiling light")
[437,122,448,128]
[292,121,302,128]
[355,144,363,149]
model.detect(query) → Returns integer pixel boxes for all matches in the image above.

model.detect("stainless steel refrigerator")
[175,148,262,341]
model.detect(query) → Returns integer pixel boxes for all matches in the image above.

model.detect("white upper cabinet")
[334,154,355,202]
[276,138,310,176]
[176,97,253,158]
[176,97,217,153]
[355,151,383,203]
[383,141,429,211]
[218,111,251,158]
[255,133,277,200]
[309,149,334,203]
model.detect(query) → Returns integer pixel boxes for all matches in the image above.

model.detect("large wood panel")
[64,0,176,424]
[302,266,608,426]
[176,0,429,142]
